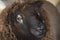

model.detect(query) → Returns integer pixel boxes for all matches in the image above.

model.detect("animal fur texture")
[0,1,59,40]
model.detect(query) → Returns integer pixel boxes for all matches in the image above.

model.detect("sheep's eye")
[16,15,23,24]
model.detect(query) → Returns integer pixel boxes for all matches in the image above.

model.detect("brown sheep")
[0,0,59,40]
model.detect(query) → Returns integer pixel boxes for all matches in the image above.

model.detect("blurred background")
[0,0,60,13]
[47,0,60,14]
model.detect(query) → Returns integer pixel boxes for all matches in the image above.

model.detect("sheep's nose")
[30,26,46,38]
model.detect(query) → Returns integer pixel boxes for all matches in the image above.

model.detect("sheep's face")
[7,1,46,40]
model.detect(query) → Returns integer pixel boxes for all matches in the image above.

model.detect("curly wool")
[0,1,54,40]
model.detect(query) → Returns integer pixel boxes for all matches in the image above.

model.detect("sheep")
[0,0,59,40]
